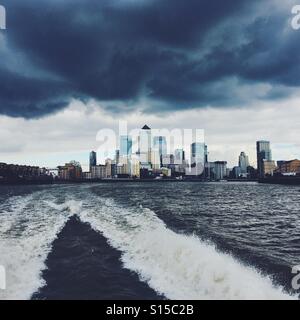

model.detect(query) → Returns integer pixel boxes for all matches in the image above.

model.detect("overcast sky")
[0,0,300,170]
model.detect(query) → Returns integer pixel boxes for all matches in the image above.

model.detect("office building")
[190,143,205,176]
[204,145,208,164]
[214,161,227,180]
[120,136,132,158]
[162,154,174,167]
[239,152,249,174]
[153,136,167,165]
[58,161,82,180]
[115,150,120,166]
[276,159,300,175]
[174,149,185,165]
[105,158,113,178]
[91,165,107,179]
[139,125,152,164]
[256,141,272,178]
[262,160,276,177]
[89,151,97,171]
[191,143,205,165]
[131,156,141,178]
[151,150,161,170]
[232,166,242,179]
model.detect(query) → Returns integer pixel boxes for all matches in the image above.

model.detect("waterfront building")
[214,161,227,180]
[116,163,131,177]
[153,136,167,165]
[150,150,161,170]
[83,172,92,180]
[0,163,42,179]
[105,158,113,178]
[139,125,152,164]
[262,160,276,177]
[120,136,132,158]
[174,164,187,176]
[189,143,205,176]
[191,143,205,167]
[115,150,120,166]
[232,166,242,179]
[111,163,117,178]
[204,145,208,164]
[58,161,82,180]
[162,154,174,166]
[174,149,185,165]
[118,155,131,175]
[226,168,231,177]
[205,162,213,180]
[91,165,107,179]
[256,141,272,178]
[276,159,300,175]
[239,152,249,174]
[131,156,141,178]
[89,151,97,171]
[247,166,257,179]
[161,167,172,177]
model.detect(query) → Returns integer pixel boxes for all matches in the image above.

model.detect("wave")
[0,184,296,300]
[0,191,80,300]
[79,197,295,300]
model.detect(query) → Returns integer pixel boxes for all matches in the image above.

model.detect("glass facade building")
[256,141,272,178]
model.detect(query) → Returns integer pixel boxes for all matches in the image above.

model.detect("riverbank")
[259,177,300,185]
[0,178,264,186]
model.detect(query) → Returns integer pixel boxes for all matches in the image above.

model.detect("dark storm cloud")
[0,0,298,118]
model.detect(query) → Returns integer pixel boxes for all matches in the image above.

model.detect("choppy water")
[0,182,299,300]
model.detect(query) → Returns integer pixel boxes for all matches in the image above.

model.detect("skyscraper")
[89,151,97,171]
[139,125,152,164]
[153,136,167,166]
[190,142,205,176]
[174,149,185,165]
[204,145,208,164]
[256,141,272,178]
[191,143,205,165]
[239,152,249,173]
[115,150,120,166]
[120,136,132,158]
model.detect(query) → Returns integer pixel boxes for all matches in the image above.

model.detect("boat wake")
[79,195,294,300]
[0,190,80,300]
[0,186,296,300]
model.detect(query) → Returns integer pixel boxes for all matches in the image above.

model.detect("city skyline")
[0,118,298,173]
[1,122,295,178]
[0,2,300,171]
[3,131,298,182]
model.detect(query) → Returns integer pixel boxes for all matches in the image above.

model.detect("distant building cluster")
[0,162,51,183]
[1,126,300,184]
[83,125,210,181]
[72,127,300,181]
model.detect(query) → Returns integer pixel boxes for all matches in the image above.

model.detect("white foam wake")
[79,197,295,300]
[0,190,81,300]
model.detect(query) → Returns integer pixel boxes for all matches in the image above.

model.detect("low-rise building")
[91,165,107,179]
[0,163,42,179]
[214,161,227,180]
[105,159,113,178]
[276,159,300,175]
[262,160,276,177]
[161,167,172,177]
[131,156,141,178]
[58,162,82,180]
